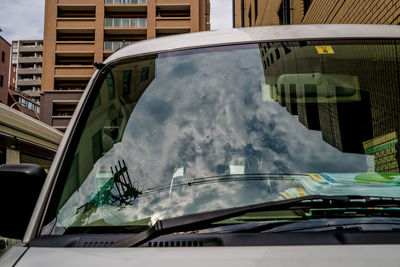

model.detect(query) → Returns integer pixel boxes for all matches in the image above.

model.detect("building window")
[0,147,5,164]
[123,70,132,95]
[254,0,258,22]
[278,0,291,25]
[0,75,3,87]
[1,51,5,62]
[275,49,281,60]
[248,7,252,27]
[303,0,313,16]
[140,67,149,81]
[241,0,245,27]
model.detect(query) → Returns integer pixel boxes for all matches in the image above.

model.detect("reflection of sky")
[53,45,373,230]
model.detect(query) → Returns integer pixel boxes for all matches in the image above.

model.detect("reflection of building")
[41,0,210,132]
[363,132,399,173]
[259,40,400,172]
[234,0,400,27]
[65,59,156,200]
[317,93,372,154]
[10,40,43,103]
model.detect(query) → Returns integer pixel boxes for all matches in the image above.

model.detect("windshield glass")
[42,40,400,234]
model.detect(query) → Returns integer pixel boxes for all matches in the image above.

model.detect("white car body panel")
[104,24,400,64]
[14,246,400,267]
[26,24,400,244]
[6,24,398,267]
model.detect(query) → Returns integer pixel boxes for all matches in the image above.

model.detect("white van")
[1,24,400,267]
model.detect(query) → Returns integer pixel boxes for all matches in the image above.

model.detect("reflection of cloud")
[52,46,371,230]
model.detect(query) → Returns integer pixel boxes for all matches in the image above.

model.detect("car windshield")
[42,40,400,234]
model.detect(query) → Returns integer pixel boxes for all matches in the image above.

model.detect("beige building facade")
[41,0,210,131]
[234,0,400,27]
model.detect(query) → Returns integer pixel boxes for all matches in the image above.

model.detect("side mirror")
[0,164,46,240]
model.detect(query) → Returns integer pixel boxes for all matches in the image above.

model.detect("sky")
[0,0,233,43]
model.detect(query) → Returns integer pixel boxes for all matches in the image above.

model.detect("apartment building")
[234,0,400,27]
[10,40,43,103]
[41,0,210,131]
[0,35,10,105]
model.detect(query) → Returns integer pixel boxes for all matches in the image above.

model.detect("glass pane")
[130,18,138,27]
[139,18,146,27]
[122,18,129,27]
[104,18,113,27]
[104,41,113,50]
[44,40,400,235]
[114,18,121,27]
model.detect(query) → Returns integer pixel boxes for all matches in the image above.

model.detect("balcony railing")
[104,41,135,51]
[104,18,147,28]
[105,0,147,4]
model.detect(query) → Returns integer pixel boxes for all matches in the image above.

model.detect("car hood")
[13,245,400,267]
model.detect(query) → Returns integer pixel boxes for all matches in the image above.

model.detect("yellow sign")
[315,46,335,54]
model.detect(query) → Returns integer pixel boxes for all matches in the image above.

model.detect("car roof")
[104,24,400,64]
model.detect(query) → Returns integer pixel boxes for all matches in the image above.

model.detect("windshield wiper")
[112,195,400,247]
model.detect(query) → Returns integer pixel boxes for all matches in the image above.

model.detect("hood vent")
[82,241,115,247]
[146,240,204,247]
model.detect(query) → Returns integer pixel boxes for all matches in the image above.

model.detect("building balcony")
[105,0,147,12]
[19,46,43,52]
[56,18,96,30]
[58,0,96,5]
[18,68,42,75]
[22,90,41,98]
[56,41,95,56]
[156,17,191,28]
[18,57,42,63]
[54,65,94,79]
[18,79,42,86]
[156,0,190,4]
[105,0,146,4]
[51,116,73,129]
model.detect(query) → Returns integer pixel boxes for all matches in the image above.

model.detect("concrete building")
[0,34,10,106]
[10,40,43,103]
[41,0,210,132]
[233,0,400,27]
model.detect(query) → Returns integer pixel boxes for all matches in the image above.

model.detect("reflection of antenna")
[111,160,142,205]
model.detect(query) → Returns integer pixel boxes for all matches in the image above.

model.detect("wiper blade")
[112,195,400,247]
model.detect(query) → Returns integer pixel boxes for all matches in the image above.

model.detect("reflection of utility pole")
[74,160,142,224]
[111,160,142,205]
